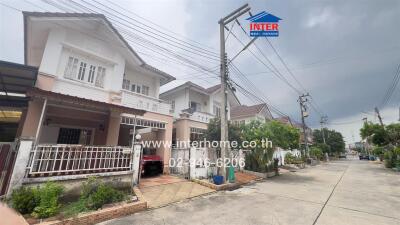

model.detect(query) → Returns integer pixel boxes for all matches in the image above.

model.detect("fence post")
[131,143,142,186]
[6,138,34,196]
[189,147,196,179]
[239,149,244,171]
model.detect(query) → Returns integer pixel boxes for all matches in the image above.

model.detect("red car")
[141,154,163,177]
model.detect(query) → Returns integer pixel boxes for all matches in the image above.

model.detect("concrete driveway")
[100,159,400,225]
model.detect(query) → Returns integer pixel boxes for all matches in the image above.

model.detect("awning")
[27,87,146,116]
[0,60,38,107]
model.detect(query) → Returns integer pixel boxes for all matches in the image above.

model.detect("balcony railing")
[189,111,215,123]
[121,90,171,115]
[27,145,132,177]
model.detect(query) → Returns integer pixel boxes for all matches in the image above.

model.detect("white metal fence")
[27,145,132,177]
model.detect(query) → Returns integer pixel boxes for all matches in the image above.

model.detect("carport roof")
[0,60,38,107]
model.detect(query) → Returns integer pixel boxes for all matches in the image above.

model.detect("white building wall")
[39,28,66,76]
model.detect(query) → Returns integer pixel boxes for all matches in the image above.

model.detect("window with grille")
[57,128,81,144]
[136,85,141,94]
[131,84,136,92]
[77,62,87,80]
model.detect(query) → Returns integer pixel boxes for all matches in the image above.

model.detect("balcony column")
[105,111,121,146]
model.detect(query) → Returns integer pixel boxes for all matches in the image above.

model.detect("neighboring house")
[160,81,240,144]
[275,116,313,147]
[230,103,273,125]
[6,12,176,194]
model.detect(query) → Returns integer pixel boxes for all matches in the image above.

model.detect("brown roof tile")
[230,103,267,119]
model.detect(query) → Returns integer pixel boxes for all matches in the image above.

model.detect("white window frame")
[87,65,96,83]
[77,61,87,81]
[142,85,149,96]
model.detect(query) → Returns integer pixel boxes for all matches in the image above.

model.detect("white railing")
[189,111,215,123]
[121,90,171,115]
[27,145,132,176]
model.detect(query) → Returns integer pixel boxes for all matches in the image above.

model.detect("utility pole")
[374,107,384,127]
[218,4,250,183]
[320,115,328,144]
[298,93,310,157]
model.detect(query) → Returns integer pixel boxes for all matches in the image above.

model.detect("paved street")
[101,159,400,225]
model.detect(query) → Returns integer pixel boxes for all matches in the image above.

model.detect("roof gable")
[23,12,175,83]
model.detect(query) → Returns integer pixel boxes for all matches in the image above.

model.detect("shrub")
[10,186,39,214]
[384,147,400,168]
[85,184,124,210]
[285,152,303,164]
[32,182,64,219]
[309,147,324,160]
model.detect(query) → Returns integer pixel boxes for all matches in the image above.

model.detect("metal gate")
[0,142,17,197]
[170,148,190,179]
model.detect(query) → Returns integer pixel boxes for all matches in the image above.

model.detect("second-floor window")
[142,85,149,96]
[64,57,78,79]
[64,56,105,88]
[95,66,106,88]
[88,65,96,83]
[190,101,201,112]
[77,62,87,81]
[213,105,221,117]
[122,78,130,90]
[171,100,175,112]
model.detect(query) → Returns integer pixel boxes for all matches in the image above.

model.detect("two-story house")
[8,12,176,192]
[230,103,273,125]
[160,81,240,144]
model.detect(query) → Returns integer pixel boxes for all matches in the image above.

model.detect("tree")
[313,128,345,155]
[385,123,400,146]
[205,118,243,148]
[360,122,387,146]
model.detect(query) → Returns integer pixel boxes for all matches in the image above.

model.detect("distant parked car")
[339,153,347,159]
[359,154,369,160]
[369,155,376,161]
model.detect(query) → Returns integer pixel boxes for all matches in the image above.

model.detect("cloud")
[304,7,336,28]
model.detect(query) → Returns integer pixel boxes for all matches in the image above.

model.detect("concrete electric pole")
[374,107,384,127]
[218,4,250,182]
[320,115,328,144]
[298,93,310,157]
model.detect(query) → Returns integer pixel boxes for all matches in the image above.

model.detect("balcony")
[189,111,215,123]
[121,90,171,115]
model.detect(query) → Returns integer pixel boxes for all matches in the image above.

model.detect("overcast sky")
[1,0,400,144]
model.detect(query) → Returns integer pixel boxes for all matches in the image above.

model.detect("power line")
[380,63,400,108]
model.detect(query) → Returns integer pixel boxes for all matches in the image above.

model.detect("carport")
[0,60,38,197]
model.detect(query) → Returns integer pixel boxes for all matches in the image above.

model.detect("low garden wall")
[22,171,132,199]
[33,187,147,225]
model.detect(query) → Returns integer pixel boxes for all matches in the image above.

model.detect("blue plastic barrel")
[213,175,224,185]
